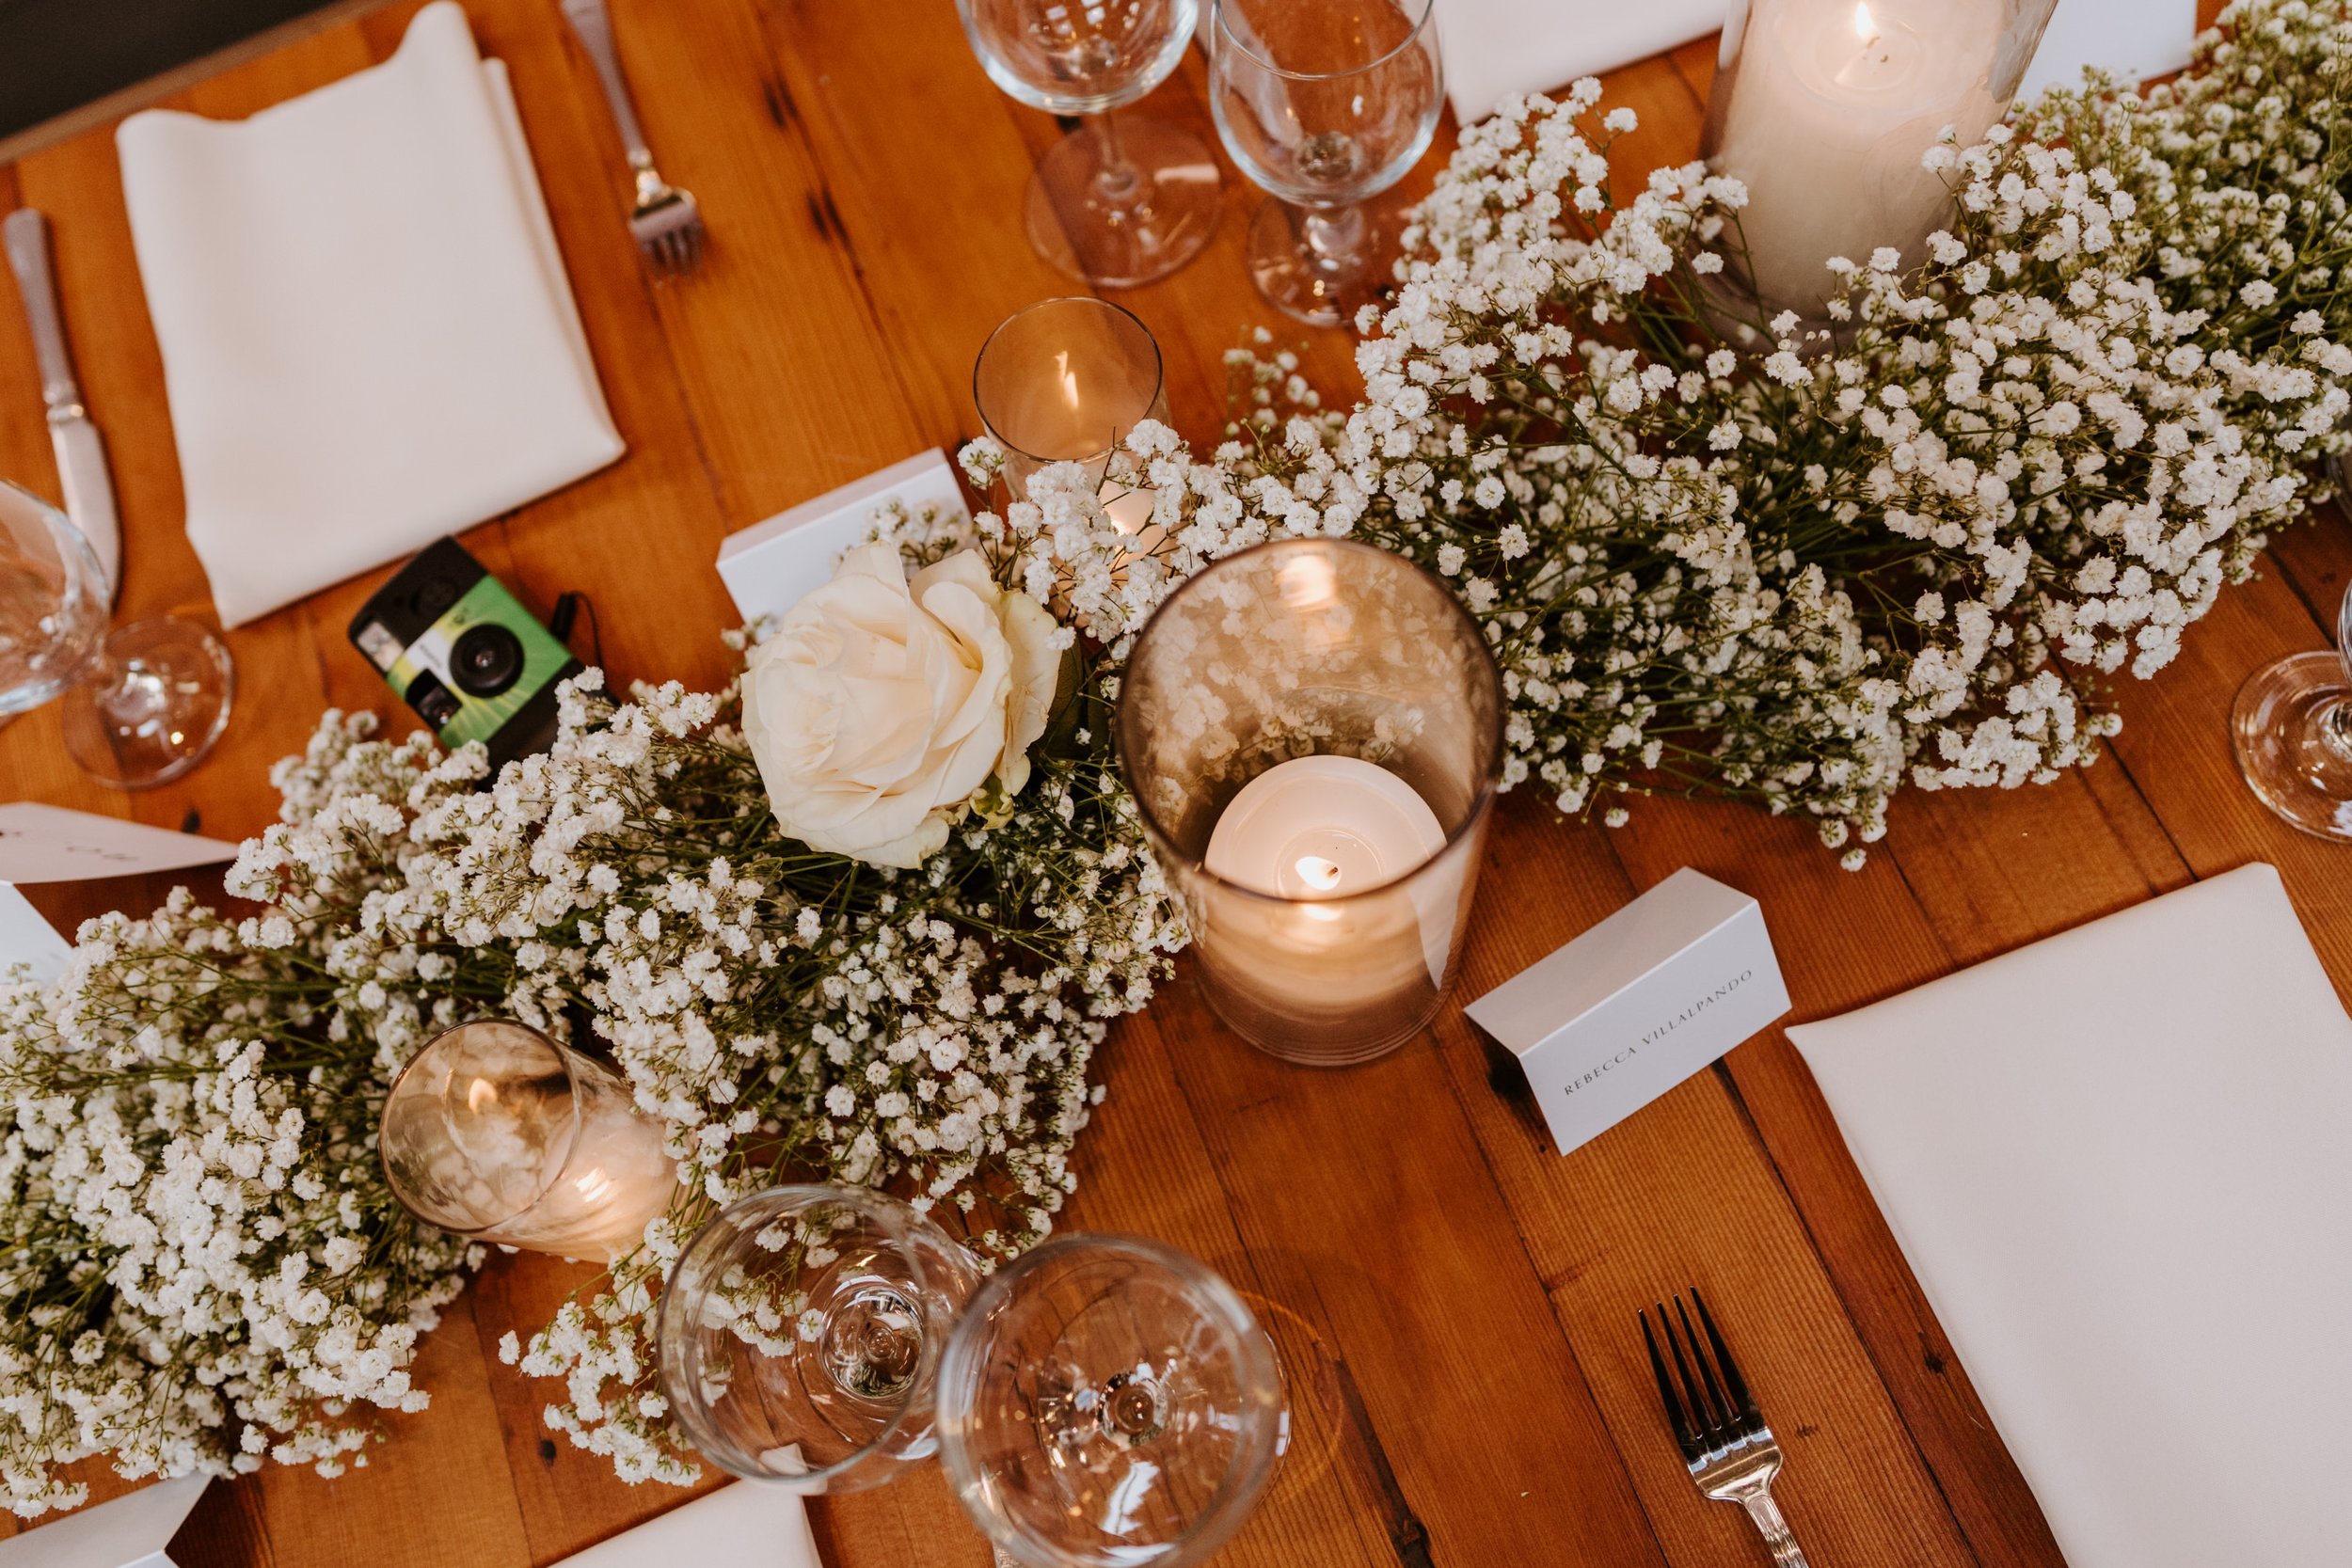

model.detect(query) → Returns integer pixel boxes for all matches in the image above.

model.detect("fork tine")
[1640,1307,1703,1462]
[1691,1288,1762,1431]
[1659,1297,1724,1446]
[1675,1294,1738,1440]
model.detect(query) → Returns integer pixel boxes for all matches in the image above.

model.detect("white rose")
[741,544,1062,869]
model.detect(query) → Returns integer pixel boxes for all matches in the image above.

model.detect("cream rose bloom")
[741,544,1062,869]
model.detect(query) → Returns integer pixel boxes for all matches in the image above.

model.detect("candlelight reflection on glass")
[379,1019,676,1261]
[1700,0,2058,322]
[973,296,1168,536]
[1115,538,1503,1066]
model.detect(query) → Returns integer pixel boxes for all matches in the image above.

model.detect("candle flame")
[1851,1,1879,41]
[1295,855,1343,892]
[1055,349,1081,410]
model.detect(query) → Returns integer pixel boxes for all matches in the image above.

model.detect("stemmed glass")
[1209,0,1445,326]
[2233,572,2352,839]
[658,1186,1287,1566]
[0,477,232,787]
[973,296,1168,527]
[956,0,1222,288]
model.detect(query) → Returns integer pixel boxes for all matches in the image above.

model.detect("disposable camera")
[348,537,580,771]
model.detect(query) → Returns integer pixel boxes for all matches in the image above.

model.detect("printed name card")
[0,802,239,885]
[1465,867,1790,1157]
[2020,0,2196,100]
[0,1473,209,1568]
[548,1479,818,1568]
[717,449,969,631]
[0,884,71,984]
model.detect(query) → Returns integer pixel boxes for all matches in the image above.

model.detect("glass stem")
[1300,204,1366,271]
[1092,110,1141,204]
[2320,698,2352,763]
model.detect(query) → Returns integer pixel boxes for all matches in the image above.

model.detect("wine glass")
[658,1186,982,1492]
[2233,569,2352,839]
[0,477,232,787]
[1209,0,1444,326]
[974,296,1169,525]
[956,0,1222,288]
[935,1233,1286,1568]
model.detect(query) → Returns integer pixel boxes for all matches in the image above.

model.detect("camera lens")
[409,671,462,729]
[449,624,525,696]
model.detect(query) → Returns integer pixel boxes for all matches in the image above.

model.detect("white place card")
[717,449,968,631]
[1466,867,1790,1157]
[0,883,72,984]
[0,803,238,885]
[549,1481,818,1568]
[0,1474,209,1568]
[2021,0,2197,100]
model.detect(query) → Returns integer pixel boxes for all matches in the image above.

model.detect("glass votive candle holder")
[973,295,1168,531]
[1114,538,1503,1066]
[378,1019,677,1263]
[1700,0,2058,322]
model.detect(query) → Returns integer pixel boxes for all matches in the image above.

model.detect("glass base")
[1025,116,1221,289]
[1244,198,1406,329]
[2232,649,2352,839]
[61,615,233,789]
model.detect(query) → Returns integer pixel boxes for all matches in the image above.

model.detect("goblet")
[973,296,1168,526]
[0,478,232,787]
[658,1186,981,1492]
[956,0,1221,287]
[2233,574,2352,840]
[378,1019,678,1262]
[936,1233,1287,1568]
[1209,0,1444,326]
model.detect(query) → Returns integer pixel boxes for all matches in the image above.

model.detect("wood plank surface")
[0,2,2294,1566]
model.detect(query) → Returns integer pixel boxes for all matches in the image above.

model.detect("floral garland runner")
[4,0,2348,1513]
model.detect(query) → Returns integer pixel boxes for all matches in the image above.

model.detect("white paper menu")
[0,803,237,885]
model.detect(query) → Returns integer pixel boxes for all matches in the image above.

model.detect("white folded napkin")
[116,2,623,628]
[548,1482,818,1568]
[1788,863,2352,1568]
[1436,0,1727,124]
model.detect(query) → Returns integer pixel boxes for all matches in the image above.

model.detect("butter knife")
[4,208,121,603]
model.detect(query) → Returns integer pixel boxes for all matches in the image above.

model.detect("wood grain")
[0,1,2298,1565]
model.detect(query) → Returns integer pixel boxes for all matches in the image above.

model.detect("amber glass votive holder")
[1114,538,1503,1066]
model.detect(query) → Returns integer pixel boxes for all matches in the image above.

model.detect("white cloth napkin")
[548,1482,818,1568]
[1788,863,2352,1568]
[116,2,623,628]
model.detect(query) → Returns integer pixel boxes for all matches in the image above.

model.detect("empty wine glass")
[936,1233,1286,1568]
[379,1019,679,1262]
[1210,0,1444,326]
[956,0,1222,288]
[658,1185,981,1493]
[0,478,231,787]
[2233,570,2352,839]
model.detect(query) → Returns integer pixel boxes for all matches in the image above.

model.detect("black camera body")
[348,538,580,771]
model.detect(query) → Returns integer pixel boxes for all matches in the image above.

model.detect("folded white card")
[2020,0,2196,100]
[0,1474,208,1568]
[117,2,625,627]
[1438,0,1725,124]
[716,450,968,631]
[548,1481,818,1568]
[0,884,71,983]
[1467,867,1789,1155]
[1789,863,2352,1568]
[0,803,238,884]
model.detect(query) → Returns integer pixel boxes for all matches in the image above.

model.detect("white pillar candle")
[1708,0,2006,320]
[1204,755,1445,897]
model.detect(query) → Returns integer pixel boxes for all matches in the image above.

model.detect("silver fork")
[560,0,705,277]
[1640,1290,1813,1567]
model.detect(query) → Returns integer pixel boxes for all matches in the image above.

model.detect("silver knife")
[4,208,121,604]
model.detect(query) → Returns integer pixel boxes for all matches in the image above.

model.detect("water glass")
[957,0,1221,287]
[658,1186,981,1493]
[378,1019,677,1262]
[2233,572,2352,840]
[936,1233,1286,1567]
[0,478,233,787]
[973,296,1168,530]
[1210,0,1444,326]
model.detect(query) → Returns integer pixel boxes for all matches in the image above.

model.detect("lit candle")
[1204,755,1444,898]
[1707,0,2010,319]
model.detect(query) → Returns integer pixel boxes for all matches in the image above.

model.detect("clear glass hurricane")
[0,477,232,788]
[935,1232,1286,1568]
[658,1185,982,1494]
[2233,570,2352,840]
[1209,0,1443,326]
[956,0,1222,287]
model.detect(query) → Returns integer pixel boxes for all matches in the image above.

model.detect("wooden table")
[0,2,2313,1564]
